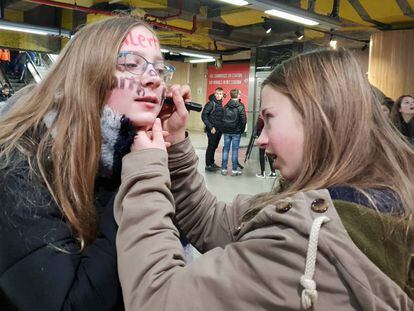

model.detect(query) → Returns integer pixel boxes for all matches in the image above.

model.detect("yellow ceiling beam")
[0,30,60,52]
[51,0,95,7]
[304,28,325,39]
[4,9,24,22]
[127,0,167,9]
[61,9,73,29]
[86,14,112,24]
[359,0,413,23]
[220,8,264,26]
[302,0,372,28]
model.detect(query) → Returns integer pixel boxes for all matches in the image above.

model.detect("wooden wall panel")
[369,29,414,99]
[167,61,206,131]
[187,63,208,131]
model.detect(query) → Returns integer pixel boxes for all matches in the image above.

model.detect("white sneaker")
[256,173,265,178]
[221,169,228,176]
[231,170,242,176]
[267,172,277,178]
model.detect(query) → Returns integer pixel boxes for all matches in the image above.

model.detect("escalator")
[1,52,56,94]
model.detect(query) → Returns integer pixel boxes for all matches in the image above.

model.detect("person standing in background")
[391,95,414,146]
[202,87,224,172]
[255,115,277,178]
[221,89,246,176]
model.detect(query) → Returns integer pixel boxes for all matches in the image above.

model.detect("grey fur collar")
[99,106,124,178]
[43,106,125,178]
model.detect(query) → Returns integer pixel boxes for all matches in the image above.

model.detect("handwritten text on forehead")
[123,33,159,48]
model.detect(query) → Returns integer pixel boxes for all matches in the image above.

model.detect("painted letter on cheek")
[125,77,138,90]
[137,87,145,97]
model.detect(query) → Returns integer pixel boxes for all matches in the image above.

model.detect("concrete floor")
[187,130,277,203]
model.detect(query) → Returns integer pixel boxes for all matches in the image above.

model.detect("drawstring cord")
[300,216,330,309]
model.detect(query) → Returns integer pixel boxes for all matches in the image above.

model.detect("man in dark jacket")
[221,89,246,176]
[201,87,224,171]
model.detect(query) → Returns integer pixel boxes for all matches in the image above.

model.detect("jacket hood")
[226,99,240,108]
[212,97,222,105]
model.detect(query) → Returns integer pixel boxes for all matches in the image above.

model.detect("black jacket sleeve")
[239,105,247,133]
[201,101,214,131]
[0,164,123,311]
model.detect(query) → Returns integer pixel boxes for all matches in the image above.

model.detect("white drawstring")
[300,216,330,309]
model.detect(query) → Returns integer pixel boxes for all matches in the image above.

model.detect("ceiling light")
[0,25,48,36]
[329,35,337,49]
[218,0,249,6]
[189,58,216,63]
[295,29,304,40]
[0,20,70,37]
[181,52,214,59]
[265,9,319,26]
[160,49,170,53]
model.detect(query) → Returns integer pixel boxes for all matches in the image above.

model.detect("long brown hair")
[246,49,414,219]
[0,16,151,247]
[390,95,414,131]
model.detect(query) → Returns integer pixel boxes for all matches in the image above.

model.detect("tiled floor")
[187,130,278,203]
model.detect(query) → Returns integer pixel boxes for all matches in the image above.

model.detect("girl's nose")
[256,131,268,149]
[140,65,162,89]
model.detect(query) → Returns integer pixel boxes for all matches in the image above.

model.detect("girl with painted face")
[114,49,414,310]
[0,17,177,310]
[391,95,414,146]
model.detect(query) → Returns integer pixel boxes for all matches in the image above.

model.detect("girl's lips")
[266,152,277,161]
[134,96,159,104]
[135,101,159,110]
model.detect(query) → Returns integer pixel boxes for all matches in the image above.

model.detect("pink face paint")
[137,35,147,48]
[122,33,159,49]
[147,36,158,47]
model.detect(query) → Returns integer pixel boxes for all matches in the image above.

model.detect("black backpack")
[222,105,239,132]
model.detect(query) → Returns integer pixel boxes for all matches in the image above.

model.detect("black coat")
[221,99,246,134]
[201,98,223,132]
[0,152,124,311]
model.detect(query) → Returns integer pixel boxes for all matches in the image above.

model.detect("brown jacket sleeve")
[113,144,413,310]
[113,147,306,311]
[167,137,252,252]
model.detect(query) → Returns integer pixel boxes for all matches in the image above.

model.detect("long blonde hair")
[0,16,151,247]
[247,49,414,218]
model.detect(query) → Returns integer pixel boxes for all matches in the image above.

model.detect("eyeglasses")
[117,51,175,82]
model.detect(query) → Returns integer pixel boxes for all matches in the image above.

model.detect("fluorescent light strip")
[181,52,214,59]
[0,25,49,36]
[218,0,249,6]
[265,9,319,26]
[160,49,170,53]
[0,20,71,37]
[189,58,216,63]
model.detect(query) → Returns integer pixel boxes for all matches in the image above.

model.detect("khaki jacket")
[114,137,413,311]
